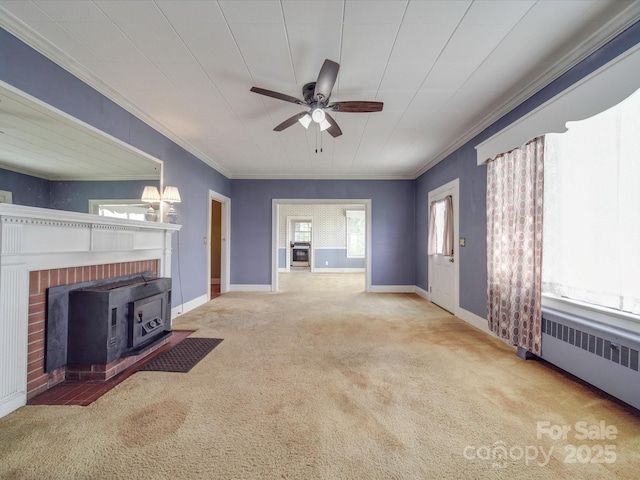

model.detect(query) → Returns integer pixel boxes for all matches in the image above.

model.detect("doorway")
[207,190,230,299]
[286,216,313,272]
[427,179,459,314]
[271,199,372,292]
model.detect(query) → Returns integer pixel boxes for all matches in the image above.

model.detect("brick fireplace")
[27,260,160,399]
[0,204,180,418]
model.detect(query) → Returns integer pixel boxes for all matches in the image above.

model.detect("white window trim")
[542,294,640,334]
[345,210,365,258]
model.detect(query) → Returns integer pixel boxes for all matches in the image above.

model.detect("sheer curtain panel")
[487,137,545,355]
[428,196,453,256]
[542,89,640,315]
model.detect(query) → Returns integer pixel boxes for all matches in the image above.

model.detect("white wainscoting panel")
[0,264,28,419]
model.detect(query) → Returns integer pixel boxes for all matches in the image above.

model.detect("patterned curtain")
[486,137,544,355]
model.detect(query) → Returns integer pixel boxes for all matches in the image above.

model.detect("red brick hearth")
[27,260,159,400]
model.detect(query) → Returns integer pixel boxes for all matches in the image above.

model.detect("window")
[346,210,365,258]
[542,88,640,317]
[0,189,13,204]
[294,222,311,242]
[89,199,147,221]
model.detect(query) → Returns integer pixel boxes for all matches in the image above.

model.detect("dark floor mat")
[139,337,223,372]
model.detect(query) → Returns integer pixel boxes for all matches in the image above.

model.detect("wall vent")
[542,316,639,372]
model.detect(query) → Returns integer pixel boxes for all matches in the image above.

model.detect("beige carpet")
[1,273,639,479]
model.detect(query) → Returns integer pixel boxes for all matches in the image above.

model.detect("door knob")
[448,257,454,263]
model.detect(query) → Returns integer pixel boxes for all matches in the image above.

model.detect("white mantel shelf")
[0,204,181,419]
[0,204,181,271]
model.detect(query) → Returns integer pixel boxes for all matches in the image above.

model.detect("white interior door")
[428,179,459,314]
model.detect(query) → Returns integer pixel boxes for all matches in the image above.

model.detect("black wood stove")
[46,274,172,371]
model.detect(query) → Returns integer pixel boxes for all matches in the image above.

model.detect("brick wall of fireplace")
[27,260,159,399]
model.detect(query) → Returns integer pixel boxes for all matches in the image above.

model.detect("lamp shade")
[141,186,161,202]
[311,108,325,123]
[298,113,312,129]
[162,186,181,203]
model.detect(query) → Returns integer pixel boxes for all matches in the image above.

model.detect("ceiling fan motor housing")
[303,82,318,104]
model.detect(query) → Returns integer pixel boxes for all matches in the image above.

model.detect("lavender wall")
[0,170,156,213]
[230,180,415,287]
[0,28,231,307]
[415,145,487,317]
[49,179,157,213]
[415,19,640,319]
[0,168,50,207]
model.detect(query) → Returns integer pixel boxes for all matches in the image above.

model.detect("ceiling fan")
[250,59,383,138]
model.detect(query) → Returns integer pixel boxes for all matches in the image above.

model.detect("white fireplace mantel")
[0,204,181,419]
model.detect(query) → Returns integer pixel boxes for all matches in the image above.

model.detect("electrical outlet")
[325,261,328,266]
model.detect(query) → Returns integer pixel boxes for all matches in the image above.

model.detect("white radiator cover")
[0,204,180,419]
[540,306,640,410]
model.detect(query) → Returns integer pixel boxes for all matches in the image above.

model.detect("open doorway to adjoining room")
[271,199,371,293]
[207,190,230,300]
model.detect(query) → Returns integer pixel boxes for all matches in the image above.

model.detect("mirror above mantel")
[0,80,163,219]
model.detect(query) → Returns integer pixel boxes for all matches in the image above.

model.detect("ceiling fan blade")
[314,59,339,102]
[324,112,342,138]
[250,86,304,105]
[328,101,383,113]
[273,112,308,131]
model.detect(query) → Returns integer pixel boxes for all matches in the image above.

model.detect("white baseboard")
[455,307,492,335]
[313,268,366,273]
[410,291,495,339]
[415,286,430,301]
[0,394,25,419]
[171,293,208,320]
[369,285,416,293]
[230,284,272,292]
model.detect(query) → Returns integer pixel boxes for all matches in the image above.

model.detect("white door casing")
[207,190,230,296]
[428,179,460,314]
[272,199,372,293]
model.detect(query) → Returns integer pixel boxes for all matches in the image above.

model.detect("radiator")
[541,307,640,410]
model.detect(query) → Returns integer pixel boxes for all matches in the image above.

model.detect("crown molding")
[0,8,232,180]
[413,3,640,179]
[229,173,414,181]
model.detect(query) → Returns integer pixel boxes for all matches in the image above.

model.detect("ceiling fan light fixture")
[319,118,331,131]
[250,59,382,139]
[311,108,325,123]
[298,113,312,129]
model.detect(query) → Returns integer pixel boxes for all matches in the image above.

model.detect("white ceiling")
[0,0,639,180]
